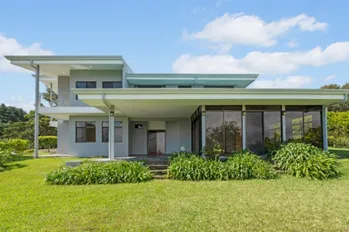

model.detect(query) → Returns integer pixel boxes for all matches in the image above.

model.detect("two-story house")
[5,56,349,158]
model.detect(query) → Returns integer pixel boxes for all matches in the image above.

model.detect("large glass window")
[286,106,322,148]
[246,106,281,155]
[76,122,96,143]
[206,106,242,154]
[102,121,123,142]
[102,81,122,88]
[191,107,202,154]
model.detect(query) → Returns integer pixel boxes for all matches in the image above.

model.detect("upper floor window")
[178,86,192,88]
[204,86,235,88]
[102,81,122,88]
[76,81,96,99]
[102,121,123,142]
[134,85,165,88]
[76,121,96,143]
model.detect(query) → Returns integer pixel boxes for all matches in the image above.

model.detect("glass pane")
[76,122,85,127]
[264,111,282,153]
[224,110,242,153]
[86,127,96,142]
[206,110,224,152]
[86,82,96,88]
[304,111,322,148]
[102,128,109,142]
[76,128,85,142]
[115,127,123,142]
[115,121,122,127]
[76,82,86,88]
[246,111,264,154]
[102,82,113,88]
[102,121,109,127]
[113,82,122,88]
[286,111,303,142]
[86,122,96,128]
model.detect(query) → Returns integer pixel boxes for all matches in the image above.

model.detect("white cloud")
[325,74,336,81]
[172,42,349,75]
[0,34,54,73]
[6,96,34,112]
[249,76,313,88]
[287,40,299,48]
[184,13,327,48]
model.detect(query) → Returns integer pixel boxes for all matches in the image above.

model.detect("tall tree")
[320,83,349,112]
[0,104,26,123]
[320,84,341,89]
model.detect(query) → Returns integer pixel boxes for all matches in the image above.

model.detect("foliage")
[272,142,340,180]
[0,139,29,153]
[0,103,26,124]
[170,151,198,161]
[168,150,276,181]
[41,87,58,106]
[203,139,224,160]
[45,161,152,185]
[39,136,57,151]
[1,111,56,146]
[264,136,282,157]
[328,111,349,148]
[0,149,21,168]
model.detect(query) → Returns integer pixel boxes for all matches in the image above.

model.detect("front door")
[148,130,165,155]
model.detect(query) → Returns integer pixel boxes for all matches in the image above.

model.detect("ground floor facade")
[56,104,327,157]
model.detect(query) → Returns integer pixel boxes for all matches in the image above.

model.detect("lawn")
[1,158,349,231]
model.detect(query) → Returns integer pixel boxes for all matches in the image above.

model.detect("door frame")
[147,130,166,155]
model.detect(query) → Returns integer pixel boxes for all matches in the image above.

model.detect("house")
[5,55,349,158]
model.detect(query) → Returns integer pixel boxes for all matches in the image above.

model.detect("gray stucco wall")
[68,115,129,157]
[57,76,70,106]
[165,118,191,153]
[57,120,69,154]
[129,121,148,155]
[69,70,122,106]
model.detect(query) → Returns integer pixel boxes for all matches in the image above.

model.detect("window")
[178,86,192,88]
[102,81,122,88]
[75,81,96,99]
[204,86,235,88]
[134,85,165,88]
[286,106,322,148]
[102,121,123,142]
[205,106,242,154]
[76,122,96,142]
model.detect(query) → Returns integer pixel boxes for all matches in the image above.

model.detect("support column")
[322,105,328,151]
[282,105,286,143]
[34,65,40,159]
[242,105,246,150]
[109,106,115,159]
[201,105,206,157]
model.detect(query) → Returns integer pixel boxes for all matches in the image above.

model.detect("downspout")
[30,60,40,159]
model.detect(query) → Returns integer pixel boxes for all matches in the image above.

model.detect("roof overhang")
[72,88,349,118]
[5,56,125,77]
[126,73,258,88]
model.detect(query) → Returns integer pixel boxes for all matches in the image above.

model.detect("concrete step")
[150,169,168,175]
[147,164,169,170]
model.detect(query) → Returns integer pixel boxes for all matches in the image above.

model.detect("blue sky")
[0,0,348,111]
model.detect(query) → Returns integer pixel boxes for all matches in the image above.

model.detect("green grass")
[330,147,349,158]
[1,158,349,231]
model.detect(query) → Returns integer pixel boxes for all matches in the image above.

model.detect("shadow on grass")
[329,148,349,159]
[0,163,27,172]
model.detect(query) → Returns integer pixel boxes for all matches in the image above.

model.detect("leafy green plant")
[203,139,224,160]
[0,149,20,169]
[168,150,277,181]
[38,136,57,152]
[0,139,29,153]
[272,142,340,180]
[170,151,198,161]
[45,161,153,185]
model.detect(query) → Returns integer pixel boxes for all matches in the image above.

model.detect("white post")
[282,105,286,143]
[322,105,328,151]
[49,82,53,107]
[34,65,40,158]
[242,105,246,150]
[201,105,206,157]
[109,106,115,159]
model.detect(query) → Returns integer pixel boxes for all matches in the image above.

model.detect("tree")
[321,84,341,89]
[0,104,26,123]
[41,87,58,106]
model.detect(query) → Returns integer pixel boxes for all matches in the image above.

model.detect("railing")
[39,92,70,107]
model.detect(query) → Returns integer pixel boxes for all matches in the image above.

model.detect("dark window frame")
[102,81,122,88]
[75,121,96,143]
[75,81,97,99]
[101,121,123,143]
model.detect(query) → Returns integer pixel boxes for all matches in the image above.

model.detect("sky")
[0,0,349,111]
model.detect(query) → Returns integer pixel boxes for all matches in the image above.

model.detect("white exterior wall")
[57,120,69,154]
[129,121,148,155]
[57,76,70,106]
[68,115,129,157]
[69,70,122,106]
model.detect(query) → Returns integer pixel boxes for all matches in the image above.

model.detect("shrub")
[0,139,29,153]
[38,136,57,151]
[226,151,277,180]
[45,161,152,185]
[0,149,20,168]
[272,143,340,180]
[170,151,198,161]
[168,150,277,181]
